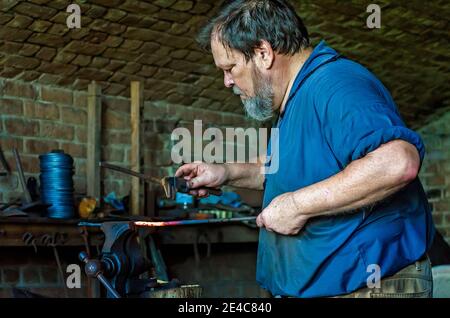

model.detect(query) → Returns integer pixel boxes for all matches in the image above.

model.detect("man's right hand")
[175,162,228,197]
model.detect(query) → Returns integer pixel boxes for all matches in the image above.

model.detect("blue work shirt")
[257,40,435,297]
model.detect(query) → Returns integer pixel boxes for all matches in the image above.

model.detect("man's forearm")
[291,140,420,218]
[224,163,265,190]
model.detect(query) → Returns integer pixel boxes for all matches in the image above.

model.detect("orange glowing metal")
[133,216,257,227]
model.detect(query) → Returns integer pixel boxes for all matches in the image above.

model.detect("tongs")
[99,162,222,200]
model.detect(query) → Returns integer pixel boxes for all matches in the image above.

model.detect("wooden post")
[130,81,142,216]
[87,81,101,203]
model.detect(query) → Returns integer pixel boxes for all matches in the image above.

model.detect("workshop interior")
[0,0,449,299]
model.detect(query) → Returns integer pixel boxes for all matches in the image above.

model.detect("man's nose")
[224,73,234,88]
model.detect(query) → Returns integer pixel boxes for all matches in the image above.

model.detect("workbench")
[0,217,104,247]
[0,216,258,247]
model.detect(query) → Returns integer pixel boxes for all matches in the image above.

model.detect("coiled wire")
[39,150,74,219]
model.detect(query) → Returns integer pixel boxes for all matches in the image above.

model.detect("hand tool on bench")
[0,146,10,177]
[4,148,50,215]
[99,162,223,199]
[13,148,32,204]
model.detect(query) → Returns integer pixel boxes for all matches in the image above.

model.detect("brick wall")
[418,109,450,244]
[1,1,448,127]
[0,78,260,209]
[0,246,92,298]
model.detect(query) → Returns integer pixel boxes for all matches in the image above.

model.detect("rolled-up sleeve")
[320,98,425,168]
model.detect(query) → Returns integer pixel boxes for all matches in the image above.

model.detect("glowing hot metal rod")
[78,216,257,228]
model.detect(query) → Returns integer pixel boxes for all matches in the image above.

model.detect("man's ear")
[253,40,274,70]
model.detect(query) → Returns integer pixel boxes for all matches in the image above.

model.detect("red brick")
[104,8,127,22]
[121,0,159,14]
[24,100,60,120]
[138,65,157,77]
[6,14,33,29]
[73,92,88,108]
[0,41,23,54]
[37,61,78,76]
[65,40,106,56]
[72,54,92,66]
[60,143,86,159]
[104,48,140,62]
[445,213,450,225]
[0,26,31,41]
[41,87,73,105]
[28,32,66,47]
[102,130,130,145]
[90,57,110,68]
[0,13,14,25]
[102,35,123,48]
[104,83,127,95]
[115,13,142,27]
[54,51,76,64]
[3,81,36,99]
[434,200,450,212]
[72,79,91,91]
[75,127,87,143]
[16,71,41,82]
[104,109,130,130]
[25,139,59,155]
[19,43,41,56]
[37,73,63,85]
[155,9,192,23]
[75,68,112,81]
[143,133,167,150]
[0,136,24,152]
[40,122,74,140]
[103,96,129,113]
[5,118,39,136]
[104,59,126,72]
[0,98,23,115]
[0,67,22,79]
[102,147,125,162]
[47,23,68,36]
[432,212,444,225]
[4,55,40,70]
[28,19,52,32]
[191,2,211,14]
[18,155,40,173]
[35,47,57,61]
[14,2,57,19]
[61,107,87,125]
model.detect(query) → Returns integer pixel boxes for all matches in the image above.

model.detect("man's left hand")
[256,192,309,235]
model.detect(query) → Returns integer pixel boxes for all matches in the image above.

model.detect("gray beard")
[233,65,274,122]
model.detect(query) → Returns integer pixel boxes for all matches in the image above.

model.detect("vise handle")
[79,251,121,298]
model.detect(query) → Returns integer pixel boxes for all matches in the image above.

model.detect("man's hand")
[175,162,228,197]
[256,192,309,235]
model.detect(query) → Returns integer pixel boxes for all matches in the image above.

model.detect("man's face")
[211,38,274,121]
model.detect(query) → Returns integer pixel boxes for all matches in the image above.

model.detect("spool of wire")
[39,150,75,219]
